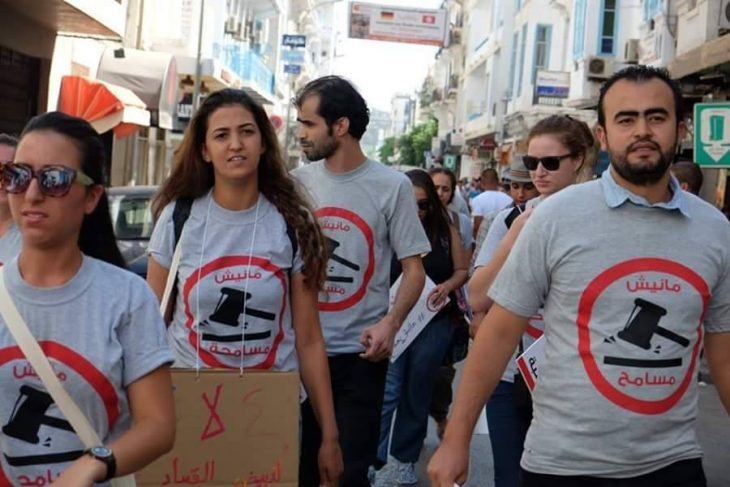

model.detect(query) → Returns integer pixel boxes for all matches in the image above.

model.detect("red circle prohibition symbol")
[316,207,376,312]
[577,258,710,415]
[183,255,287,369]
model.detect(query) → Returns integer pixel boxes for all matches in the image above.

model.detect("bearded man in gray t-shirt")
[429,66,730,487]
[292,76,430,487]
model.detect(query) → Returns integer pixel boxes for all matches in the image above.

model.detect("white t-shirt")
[471,190,513,218]
[148,192,303,372]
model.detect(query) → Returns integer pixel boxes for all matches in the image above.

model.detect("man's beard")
[303,136,339,162]
[608,139,675,186]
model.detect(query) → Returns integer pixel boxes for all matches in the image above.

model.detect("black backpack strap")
[172,197,193,247]
[504,203,527,229]
[286,223,298,268]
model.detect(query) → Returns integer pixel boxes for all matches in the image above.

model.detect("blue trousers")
[486,380,531,487]
[377,314,453,464]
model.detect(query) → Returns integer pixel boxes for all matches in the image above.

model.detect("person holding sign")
[370,169,468,485]
[429,66,730,486]
[0,112,175,485]
[146,89,342,485]
[466,116,597,487]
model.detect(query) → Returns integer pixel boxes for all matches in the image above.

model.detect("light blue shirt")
[601,167,690,217]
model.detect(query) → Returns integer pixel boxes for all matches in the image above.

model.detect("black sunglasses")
[416,199,429,211]
[523,153,575,171]
[2,163,95,197]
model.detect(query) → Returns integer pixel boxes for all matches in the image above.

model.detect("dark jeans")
[300,354,388,487]
[486,380,531,487]
[430,364,456,422]
[519,458,706,487]
[377,314,453,464]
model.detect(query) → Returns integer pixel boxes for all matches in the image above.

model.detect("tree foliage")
[377,118,438,167]
[378,137,396,164]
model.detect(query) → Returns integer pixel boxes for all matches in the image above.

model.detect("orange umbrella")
[58,75,150,138]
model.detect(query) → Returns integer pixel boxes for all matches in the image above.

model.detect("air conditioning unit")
[586,56,614,80]
[721,0,730,32]
[224,17,237,34]
[624,39,640,64]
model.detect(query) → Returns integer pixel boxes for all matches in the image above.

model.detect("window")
[508,31,518,99]
[643,0,662,21]
[517,24,527,96]
[599,0,619,55]
[572,0,587,60]
[532,24,552,84]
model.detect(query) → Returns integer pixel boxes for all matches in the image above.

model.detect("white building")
[389,94,417,138]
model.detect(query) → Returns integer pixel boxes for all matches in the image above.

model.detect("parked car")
[108,185,157,278]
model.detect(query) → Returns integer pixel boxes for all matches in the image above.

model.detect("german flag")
[380,11,395,20]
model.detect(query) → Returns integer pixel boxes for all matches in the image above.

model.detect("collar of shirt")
[601,167,690,217]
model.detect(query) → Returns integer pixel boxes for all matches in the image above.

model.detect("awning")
[97,48,177,130]
[669,33,730,79]
[0,0,125,38]
[58,75,150,138]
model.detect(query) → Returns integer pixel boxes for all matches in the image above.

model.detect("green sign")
[444,154,457,171]
[694,102,730,167]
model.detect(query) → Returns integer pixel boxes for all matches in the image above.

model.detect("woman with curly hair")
[146,89,342,486]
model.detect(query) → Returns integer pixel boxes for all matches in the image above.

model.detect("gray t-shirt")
[0,256,172,485]
[293,159,431,355]
[474,200,544,383]
[0,224,21,266]
[489,177,730,477]
[148,192,303,371]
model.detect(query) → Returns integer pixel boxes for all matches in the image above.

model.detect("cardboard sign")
[137,370,299,486]
[515,335,545,393]
[390,275,449,362]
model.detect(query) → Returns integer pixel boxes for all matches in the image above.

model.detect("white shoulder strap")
[159,241,183,315]
[0,267,135,486]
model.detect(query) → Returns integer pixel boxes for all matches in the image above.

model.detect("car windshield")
[109,194,154,240]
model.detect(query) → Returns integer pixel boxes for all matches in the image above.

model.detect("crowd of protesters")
[0,65,726,487]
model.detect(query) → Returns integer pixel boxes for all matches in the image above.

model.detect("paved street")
[374,366,729,486]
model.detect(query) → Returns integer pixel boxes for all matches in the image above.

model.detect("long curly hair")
[153,89,327,289]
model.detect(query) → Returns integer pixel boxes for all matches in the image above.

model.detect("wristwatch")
[85,446,116,482]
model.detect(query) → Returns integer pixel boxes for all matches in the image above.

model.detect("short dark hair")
[671,161,703,195]
[0,133,18,148]
[294,75,370,140]
[20,112,126,268]
[597,65,684,128]
[481,168,499,184]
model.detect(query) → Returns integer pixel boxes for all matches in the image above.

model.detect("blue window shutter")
[532,24,552,84]
[572,0,586,60]
[598,0,620,56]
[508,32,518,99]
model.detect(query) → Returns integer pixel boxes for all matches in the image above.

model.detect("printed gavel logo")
[183,256,288,369]
[2,386,83,467]
[577,259,709,415]
[316,207,375,312]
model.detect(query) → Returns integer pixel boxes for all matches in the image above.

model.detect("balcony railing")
[220,43,275,97]
[467,101,487,121]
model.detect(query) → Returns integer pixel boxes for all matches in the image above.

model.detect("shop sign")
[349,2,447,47]
[694,102,730,168]
[282,35,306,48]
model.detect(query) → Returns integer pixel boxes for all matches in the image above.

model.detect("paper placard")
[515,335,545,393]
[389,275,449,362]
[137,370,299,486]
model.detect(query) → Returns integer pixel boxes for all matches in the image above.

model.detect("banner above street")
[348,2,447,47]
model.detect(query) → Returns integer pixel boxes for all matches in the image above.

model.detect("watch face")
[91,446,113,458]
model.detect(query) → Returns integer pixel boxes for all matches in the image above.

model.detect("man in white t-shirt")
[470,168,512,239]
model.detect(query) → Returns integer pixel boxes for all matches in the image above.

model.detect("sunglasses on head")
[2,163,95,197]
[522,153,575,171]
[416,199,429,211]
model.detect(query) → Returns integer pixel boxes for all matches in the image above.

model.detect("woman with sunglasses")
[0,112,175,485]
[0,134,20,265]
[371,170,468,485]
[146,89,342,486]
[466,114,596,487]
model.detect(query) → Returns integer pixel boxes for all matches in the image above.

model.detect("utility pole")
[192,0,206,114]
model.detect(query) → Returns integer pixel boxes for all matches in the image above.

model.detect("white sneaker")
[396,462,418,485]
